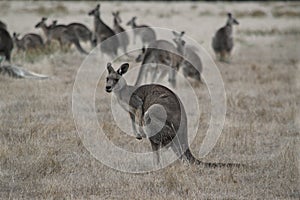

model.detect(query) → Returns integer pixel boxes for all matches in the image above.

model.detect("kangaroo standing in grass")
[212,13,239,62]
[13,32,44,51]
[134,40,181,87]
[172,31,203,83]
[112,11,129,55]
[88,4,119,58]
[0,21,13,63]
[105,62,241,167]
[35,17,88,55]
[126,16,156,46]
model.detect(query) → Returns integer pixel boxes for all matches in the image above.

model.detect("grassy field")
[0,1,299,199]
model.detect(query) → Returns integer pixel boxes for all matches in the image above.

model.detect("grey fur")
[173,31,202,83]
[112,11,129,55]
[35,17,88,55]
[212,13,239,62]
[135,40,181,87]
[126,16,156,46]
[13,32,44,51]
[88,4,119,58]
[0,21,13,62]
[106,62,242,167]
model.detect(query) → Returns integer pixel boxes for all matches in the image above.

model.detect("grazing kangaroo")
[88,4,119,58]
[134,40,181,87]
[105,62,242,167]
[0,63,48,79]
[0,21,13,62]
[112,11,129,54]
[172,31,203,83]
[212,13,239,62]
[12,32,44,51]
[35,17,88,55]
[126,16,156,46]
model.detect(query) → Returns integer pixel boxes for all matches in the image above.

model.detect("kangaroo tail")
[72,39,88,55]
[184,149,244,168]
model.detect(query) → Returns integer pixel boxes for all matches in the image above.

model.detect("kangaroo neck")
[41,24,51,37]
[113,18,118,27]
[113,81,137,107]
[94,15,104,30]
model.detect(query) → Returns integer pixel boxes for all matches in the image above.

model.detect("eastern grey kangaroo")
[212,13,239,62]
[88,4,119,58]
[105,62,242,167]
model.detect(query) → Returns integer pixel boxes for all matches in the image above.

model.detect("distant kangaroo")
[126,16,156,46]
[0,21,13,62]
[172,31,203,83]
[12,32,44,51]
[105,62,242,167]
[134,40,181,87]
[0,63,48,79]
[88,4,119,58]
[35,17,88,55]
[212,13,239,62]
[112,11,129,55]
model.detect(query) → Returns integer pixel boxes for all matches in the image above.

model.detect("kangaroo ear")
[172,31,178,36]
[96,4,100,9]
[227,13,232,18]
[42,17,47,21]
[142,46,146,53]
[107,63,115,73]
[180,31,185,36]
[117,63,129,75]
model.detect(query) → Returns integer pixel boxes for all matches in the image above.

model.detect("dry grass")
[0,2,300,199]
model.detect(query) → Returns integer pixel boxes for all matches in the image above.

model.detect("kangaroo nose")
[106,86,112,92]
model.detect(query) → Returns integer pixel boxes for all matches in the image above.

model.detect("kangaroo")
[112,11,129,55]
[88,4,119,58]
[212,13,239,62]
[135,40,181,87]
[126,16,156,46]
[172,31,203,83]
[0,21,13,63]
[105,62,242,167]
[0,20,7,30]
[12,32,44,51]
[35,18,88,55]
[0,63,48,79]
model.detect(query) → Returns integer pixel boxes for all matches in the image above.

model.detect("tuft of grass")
[237,27,300,36]
[24,3,69,16]
[272,10,300,18]
[219,10,267,18]
[198,10,213,16]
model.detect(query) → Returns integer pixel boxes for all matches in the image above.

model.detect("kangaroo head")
[172,31,185,47]
[112,11,122,23]
[51,20,58,28]
[35,17,47,28]
[88,4,100,17]
[106,62,129,93]
[226,13,239,26]
[135,46,146,63]
[12,32,20,40]
[126,16,137,26]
